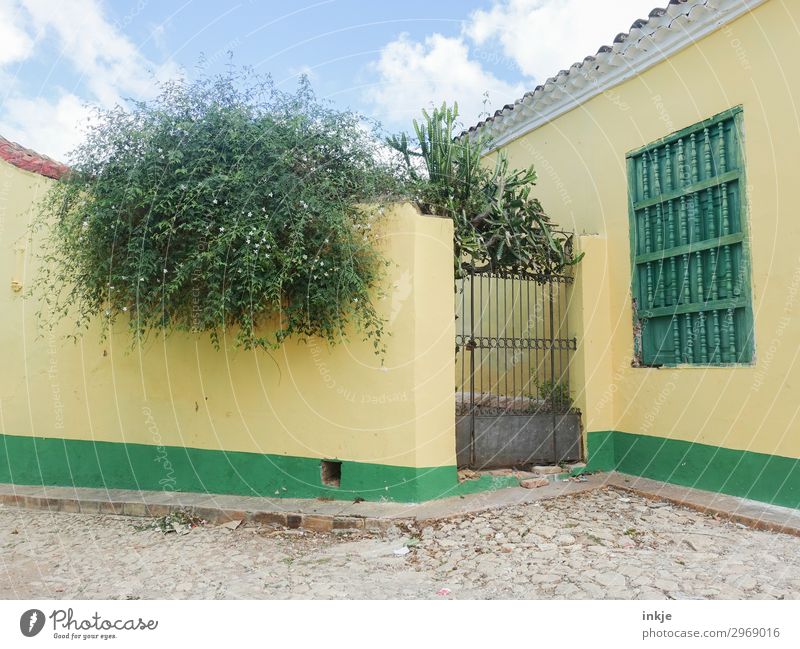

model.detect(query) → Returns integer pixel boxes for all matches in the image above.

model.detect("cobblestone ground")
[2,488,799,599]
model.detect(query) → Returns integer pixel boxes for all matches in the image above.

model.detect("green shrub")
[34,69,398,353]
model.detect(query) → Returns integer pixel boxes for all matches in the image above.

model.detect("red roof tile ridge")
[0,134,69,180]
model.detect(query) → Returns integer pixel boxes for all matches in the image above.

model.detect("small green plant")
[536,379,571,406]
[135,509,205,534]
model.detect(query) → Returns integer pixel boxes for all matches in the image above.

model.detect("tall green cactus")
[388,102,582,277]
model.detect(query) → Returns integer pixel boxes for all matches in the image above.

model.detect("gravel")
[2,488,799,599]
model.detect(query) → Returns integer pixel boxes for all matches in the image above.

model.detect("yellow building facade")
[478,0,800,506]
[4,0,799,507]
[1,145,484,501]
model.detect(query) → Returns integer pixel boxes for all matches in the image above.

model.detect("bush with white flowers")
[35,70,398,352]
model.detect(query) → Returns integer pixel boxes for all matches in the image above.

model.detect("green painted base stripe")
[0,433,468,503]
[586,430,800,509]
[585,430,616,473]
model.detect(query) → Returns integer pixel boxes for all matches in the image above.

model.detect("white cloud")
[0,0,33,65]
[0,0,180,160]
[21,0,178,106]
[465,0,659,80]
[1,93,93,160]
[366,0,657,129]
[367,33,524,129]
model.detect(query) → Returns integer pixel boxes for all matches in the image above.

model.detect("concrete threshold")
[1,473,797,536]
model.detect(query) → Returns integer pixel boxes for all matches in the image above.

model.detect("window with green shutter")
[627,106,754,367]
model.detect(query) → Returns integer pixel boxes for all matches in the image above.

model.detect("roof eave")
[467,0,768,152]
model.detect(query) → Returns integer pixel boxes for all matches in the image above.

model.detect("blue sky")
[0,0,658,160]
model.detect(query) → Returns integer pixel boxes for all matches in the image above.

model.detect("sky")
[0,0,660,161]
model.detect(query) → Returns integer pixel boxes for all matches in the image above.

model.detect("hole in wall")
[321,460,342,487]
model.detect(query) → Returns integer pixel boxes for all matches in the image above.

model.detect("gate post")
[469,267,477,468]
[549,278,558,462]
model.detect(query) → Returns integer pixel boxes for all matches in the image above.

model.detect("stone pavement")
[2,486,800,599]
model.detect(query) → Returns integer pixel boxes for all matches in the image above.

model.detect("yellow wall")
[0,163,456,470]
[495,0,800,459]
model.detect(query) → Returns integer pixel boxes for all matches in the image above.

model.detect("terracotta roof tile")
[0,135,68,180]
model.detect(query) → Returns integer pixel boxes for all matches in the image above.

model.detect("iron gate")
[455,267,580,469]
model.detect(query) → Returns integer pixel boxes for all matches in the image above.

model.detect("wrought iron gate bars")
[455,266,577,467]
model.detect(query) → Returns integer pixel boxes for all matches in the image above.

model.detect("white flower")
[324,238,329,244]
[213,199,218,205]
[219,227,225,232]
[139,277,144,282]
[163,269,167,274]
[246,239,251,244]
[353,297,358,303]
[266,244,271,250]
[247,212,252,217]
[302,254,308,260]
[268,192,273,198]
[122,306,128,312]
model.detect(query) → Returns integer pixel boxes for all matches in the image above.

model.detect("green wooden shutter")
[627,107,754,366]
